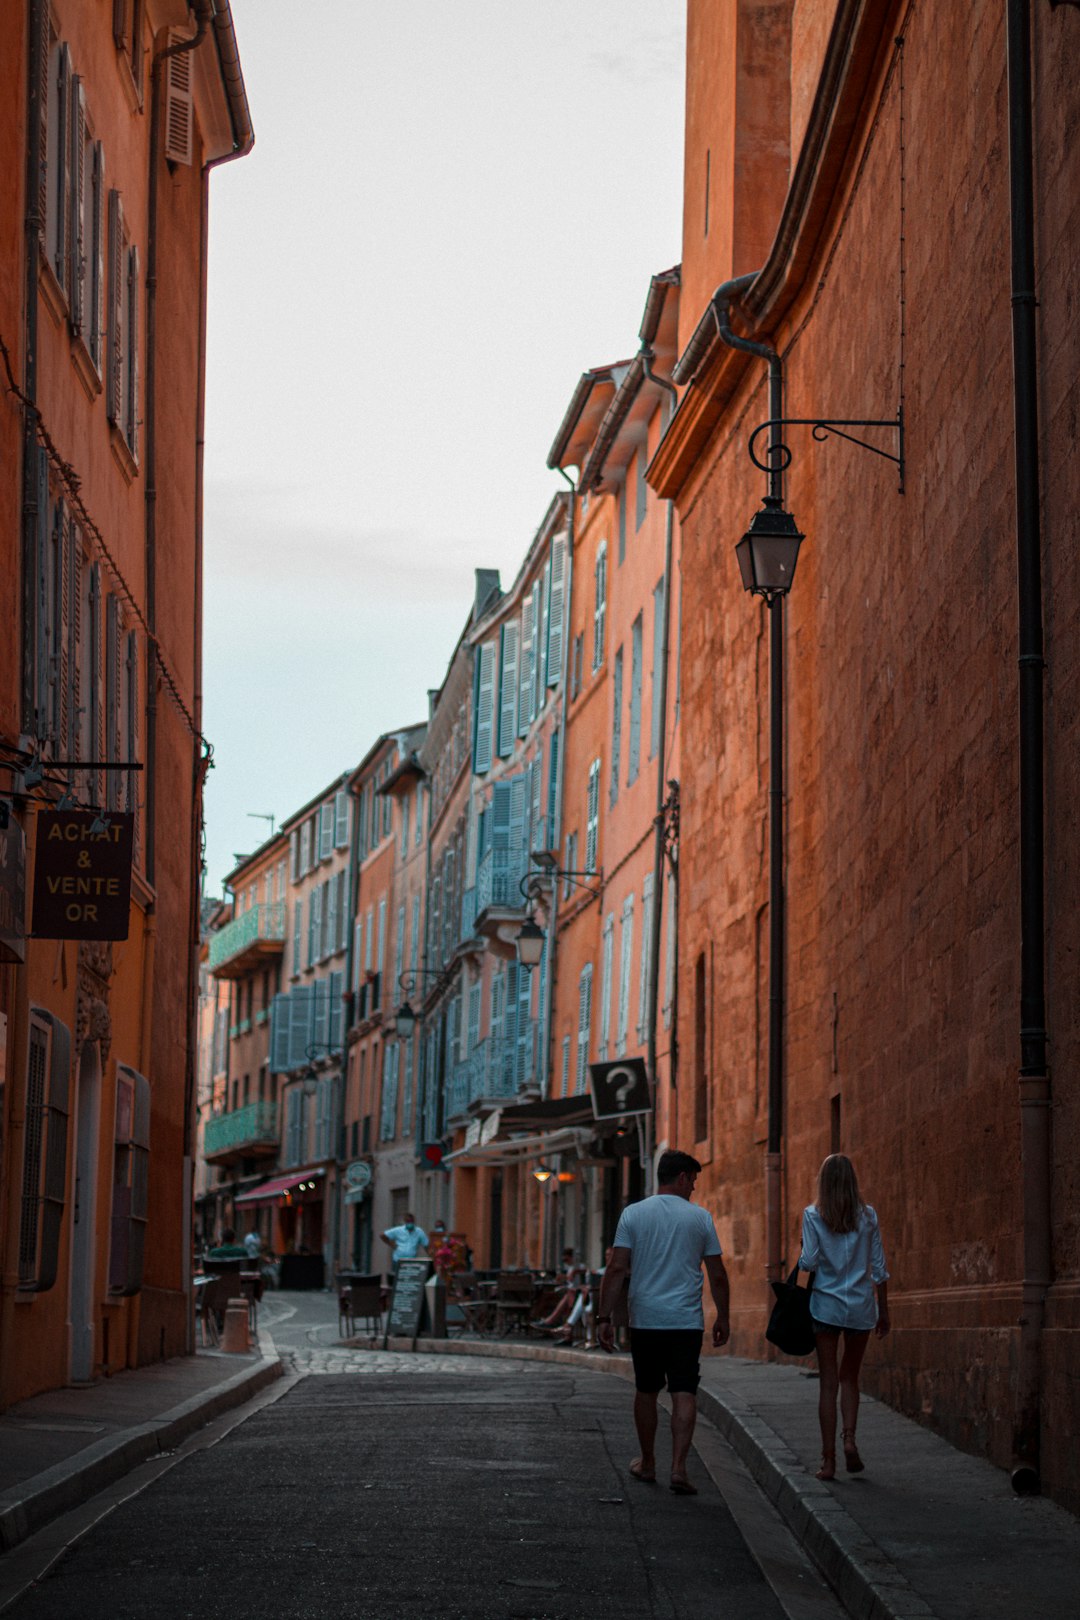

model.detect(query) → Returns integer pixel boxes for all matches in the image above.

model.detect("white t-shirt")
[384,1224,428,1261]
[613,1194,723,1330]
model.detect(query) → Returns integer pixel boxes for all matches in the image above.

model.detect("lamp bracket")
[748,410,904,492]
[519,868,602,904]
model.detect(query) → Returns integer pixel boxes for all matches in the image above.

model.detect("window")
[401,1038,415,1135]
[650,578,666,759]
[610,647,623,806]
[105,594,124,810]
[113,1,146,102]
[19,1010,71,1293]
[635,441,648,529]
[377,899,387,975]
[319,802,333,861]
[497,620,519,757]
[628,613,643,786]
[400,792,410,856]
[394,903,406,984]
[592,543,607,670]
[599,914,615,1061]
[334,788,350,848]
[473,639,496,773]
[109,1064,149,1297]
[292,897,302,975]
[106,191,139,461]
[575,965,593,1094]
[584,759,601,874]
[299,819,310,876]
[547,728,560,848]
[410,895,420,971]
[617,894,635,1055]
[290,829,299,881]
[637,872,654,1043]
[563,832,578,899]
[545,536,566,686]
[570,632,584,701]
[517,598,534,739]
[380,1043,399,1141]
[560,1034,571,1098]
[415,785,424,846]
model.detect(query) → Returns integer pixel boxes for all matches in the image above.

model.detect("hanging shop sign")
[589,1057,651,1120]
[32,811,135,940]
[0,809,27,963]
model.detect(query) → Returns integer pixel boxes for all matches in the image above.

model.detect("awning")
[446,1125,592,1169]
[235,1166,326,1206]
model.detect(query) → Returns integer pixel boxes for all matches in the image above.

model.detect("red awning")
[234,1166,326,1206]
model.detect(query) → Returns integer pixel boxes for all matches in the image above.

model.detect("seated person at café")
[208,1226,247,1259]
[537,1249,587,1337]
[381,1213,429,1265]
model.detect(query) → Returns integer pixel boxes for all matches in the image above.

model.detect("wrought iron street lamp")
[513,868,602,971]
[735,496,804,600]
[393,965,444,1039]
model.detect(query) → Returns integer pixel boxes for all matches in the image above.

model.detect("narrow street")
[5,1292,817,1620]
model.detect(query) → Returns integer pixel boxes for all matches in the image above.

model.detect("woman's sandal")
[842,1428,865,1473]
[815,1452,836,1481]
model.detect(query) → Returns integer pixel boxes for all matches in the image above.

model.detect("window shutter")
[472,640,495,773]
[89,143,104,370]
[326,876,338,961]
[125,631,139,845]
[617,894,635,1055]
[610,647,623,806]
[410,895,420,970]
[18,1011,71,1292]
[319,802,333,860]
[530,745,543,852]
[394,903,406,983]
[105,594,121,808]
[33,449,50,737]
[560,1034,571,1098]
[650,578,666,758]
[515,960,532,1087]
[599,914,614,1061]
[108,1065,150,1296]
[497,620,519,756]
[36,19,50,252]
[576,964,593,1094]
[490,780,512,849]
[113,0,129,48]
[89,562,104,805]
[364,909,373,972]
[628,613,643,786]
[468,982,481,1053]
[67,517,81,761]
[312,978,330,1053]
[270,993,291,1070]
[637,872,654,1042]
[53,45,71,288]
[402,1038,414,1134]
[126,245,139,458]
[377,899,387,973]
[329,970,344,1048]
[292,896,302,972]
[530,580,543,719]
[518,596,535,736]
[546,537,566,685]
[106,190,123,424]
[334,788,349,847]
[69,76,86,328]
[585,760,600,874]
[164,29,194,164]
[546,728,559,848]
[593,545,607,670]
[508,773,526,854]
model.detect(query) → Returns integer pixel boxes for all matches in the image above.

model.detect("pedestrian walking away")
[597,1149,730,1496]
[799,1153,890,1481]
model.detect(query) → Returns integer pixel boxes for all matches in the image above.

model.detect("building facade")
[650,0,1080,1507]
[0,0,251,1405]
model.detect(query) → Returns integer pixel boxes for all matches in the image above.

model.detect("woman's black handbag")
[765,1265,816,1357]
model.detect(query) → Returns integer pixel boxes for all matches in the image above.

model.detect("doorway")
[69,1042,101,1384]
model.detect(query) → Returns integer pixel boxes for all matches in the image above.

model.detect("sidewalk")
[380,1336,1080,1620]
[0,1335,280,1553]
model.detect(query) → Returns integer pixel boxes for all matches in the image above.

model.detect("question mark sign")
[609,1066,636,1111]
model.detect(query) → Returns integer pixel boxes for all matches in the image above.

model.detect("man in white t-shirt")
[380,1215,429,1265]
[597,1150,729,1495]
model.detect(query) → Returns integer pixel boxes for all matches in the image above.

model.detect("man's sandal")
[816,1452,836,1481]
[842,1429,865,1473]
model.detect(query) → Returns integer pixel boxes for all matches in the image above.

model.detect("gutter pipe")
[711,273,787,1287]
[1005,0,1051,1498]
[642,351,678,1198]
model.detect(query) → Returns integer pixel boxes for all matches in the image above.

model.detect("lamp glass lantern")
[395,1000,417,1040]
[532,1163,553,1183]
[735,496,804,599]
[515,916,545,971]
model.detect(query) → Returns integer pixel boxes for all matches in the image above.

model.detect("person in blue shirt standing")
[597,1150,730,1495]
[799,1154,890,1481]
[381,1213,429,1267]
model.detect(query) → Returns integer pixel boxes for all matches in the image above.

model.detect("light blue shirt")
[613,1194,723,1330]
[799,1204,889,1331]
[384,1223,428,1261]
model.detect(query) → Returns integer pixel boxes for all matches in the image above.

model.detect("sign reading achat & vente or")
[32,811,135,941]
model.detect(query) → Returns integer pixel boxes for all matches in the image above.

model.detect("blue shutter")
[270,993,291,1071]
[491,781,512,849]
[546,728,560,847]
[473,640,496,773]
[530,580,543,720]
[545,537,566,686]
[628,613,643,785]
[530,746,543,853]
[313,978,330,1053]
[508,774,526,856]
[497,621,519,756]
[467,982,481,1053]
[518,596,535,735]
[515,959,532,1087]
[329,970,344,1049]
[335,788,350,847]
[288,984,314,1070]
[576,965,593,1093]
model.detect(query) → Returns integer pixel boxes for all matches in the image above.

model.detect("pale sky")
[202,0,686,894]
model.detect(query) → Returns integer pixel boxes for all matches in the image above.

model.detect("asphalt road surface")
[9,1359,790,1620]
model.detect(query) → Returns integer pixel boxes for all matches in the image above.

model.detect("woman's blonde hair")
[815,1154,863,1234]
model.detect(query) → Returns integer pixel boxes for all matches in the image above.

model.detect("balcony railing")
[475,848,530,918]
[447,1032,534,1122]
[209,902,287,978]
[203,1099,279,1162]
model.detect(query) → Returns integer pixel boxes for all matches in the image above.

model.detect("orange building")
[0,1,251,1404]
[542,270,684,1266]
[650,1,1080,1505]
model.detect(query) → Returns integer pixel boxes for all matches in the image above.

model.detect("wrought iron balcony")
[447,1031,537,1125]
[209,901,287,979]
[474,848,530,927]
[203,1099,279,1162]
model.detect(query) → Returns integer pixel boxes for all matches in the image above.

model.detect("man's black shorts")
[629,1328,703,1395]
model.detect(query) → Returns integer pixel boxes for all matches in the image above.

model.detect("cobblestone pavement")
[259,1290,539,1376]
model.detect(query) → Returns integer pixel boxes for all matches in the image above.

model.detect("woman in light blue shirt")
[799,1155,890,1481]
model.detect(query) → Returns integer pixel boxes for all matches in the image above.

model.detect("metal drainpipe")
[1006,0,1051,1498]
[551,469,575,1256]
[712,274,787,1286]
[642,352,678,1198]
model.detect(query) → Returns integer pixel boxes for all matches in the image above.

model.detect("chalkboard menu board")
[384,1259,431,1346]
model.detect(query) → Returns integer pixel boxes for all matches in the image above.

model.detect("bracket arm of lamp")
[748,410,905,493]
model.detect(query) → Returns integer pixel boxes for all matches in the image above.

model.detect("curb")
[0,1353,282,1555]
[362,1337,936,1620]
